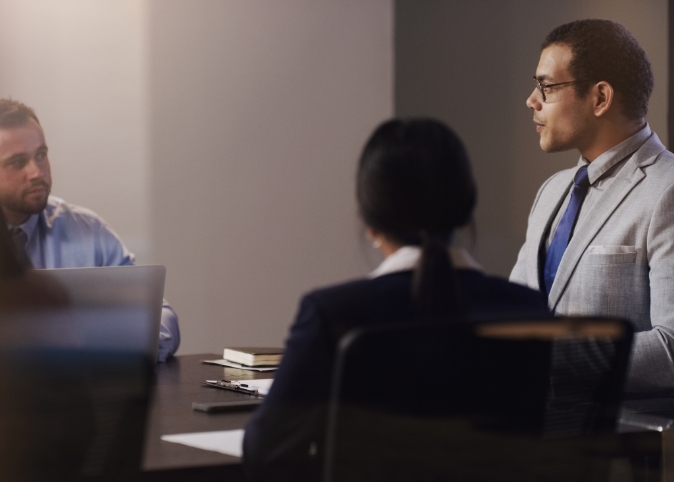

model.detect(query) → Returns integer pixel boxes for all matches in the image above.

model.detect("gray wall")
[148,1,394,353]
[396,0,668,277]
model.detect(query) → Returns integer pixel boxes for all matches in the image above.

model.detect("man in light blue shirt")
[0,98,179,361]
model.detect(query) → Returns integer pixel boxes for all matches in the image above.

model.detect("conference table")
[141,354,672,481]
[142,354,268,481]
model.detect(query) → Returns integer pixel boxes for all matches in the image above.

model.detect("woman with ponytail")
[243,119,549,481]
[357,118,477,320]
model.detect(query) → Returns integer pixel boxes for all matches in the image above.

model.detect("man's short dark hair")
[0,99,40,129]
[542,19,653,121]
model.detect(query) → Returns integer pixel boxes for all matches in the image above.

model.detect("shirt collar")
[579,123,652,184]
[7,213,40,240]
[368,246,483,279]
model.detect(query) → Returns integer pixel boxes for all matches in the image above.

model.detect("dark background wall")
[395,0,668,277]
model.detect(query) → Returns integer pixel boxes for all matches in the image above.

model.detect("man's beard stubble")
[0,180,51,220]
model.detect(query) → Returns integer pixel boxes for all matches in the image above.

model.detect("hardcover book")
[223,347,284,367]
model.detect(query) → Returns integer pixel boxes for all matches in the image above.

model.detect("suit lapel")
[547,135,666,310]
[526,173,573,291]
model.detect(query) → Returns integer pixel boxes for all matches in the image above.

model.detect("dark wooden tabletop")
[139,354,670,482]
[141,354,273,480]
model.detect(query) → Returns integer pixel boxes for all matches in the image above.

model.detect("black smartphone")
[192,399,263,413]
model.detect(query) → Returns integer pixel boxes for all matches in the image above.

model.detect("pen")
[203,379,265,397]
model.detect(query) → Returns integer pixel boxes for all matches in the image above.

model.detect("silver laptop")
[41,265,166,362]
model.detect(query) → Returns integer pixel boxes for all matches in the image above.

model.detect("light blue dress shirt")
[14,196,180,362]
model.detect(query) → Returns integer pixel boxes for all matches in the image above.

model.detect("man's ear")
[593,81,614,117]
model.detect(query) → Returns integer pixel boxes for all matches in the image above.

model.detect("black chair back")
[323,318,633,482]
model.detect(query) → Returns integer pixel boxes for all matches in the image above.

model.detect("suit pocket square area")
[586,245,636,255]
[584,246,637,265]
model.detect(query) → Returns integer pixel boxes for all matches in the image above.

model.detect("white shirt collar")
[368,246,483,279]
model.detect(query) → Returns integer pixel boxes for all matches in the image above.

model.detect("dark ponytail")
[357,118,476,319]
[414,232,463,318]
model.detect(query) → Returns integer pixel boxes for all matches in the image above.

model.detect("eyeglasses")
[533,76,591,102]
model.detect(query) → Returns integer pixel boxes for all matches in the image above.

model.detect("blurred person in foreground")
[0,207,66,310]
[0,99,179,361]
[243,118,550,481]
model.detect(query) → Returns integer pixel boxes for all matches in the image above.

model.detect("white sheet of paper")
[161,429,244,458]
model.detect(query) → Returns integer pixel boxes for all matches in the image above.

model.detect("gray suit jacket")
[511,132,674,394]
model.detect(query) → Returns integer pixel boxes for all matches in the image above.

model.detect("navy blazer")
[243,269,550,481]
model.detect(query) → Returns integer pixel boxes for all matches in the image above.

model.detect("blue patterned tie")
[543,166,591,295]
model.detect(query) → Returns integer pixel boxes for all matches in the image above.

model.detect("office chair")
[0,307,155,482]
[323,318,634,482]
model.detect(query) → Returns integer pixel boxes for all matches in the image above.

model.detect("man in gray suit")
[511,19,674,394]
